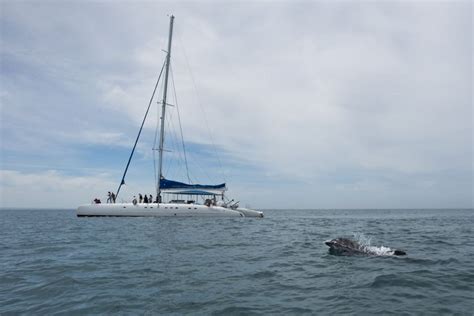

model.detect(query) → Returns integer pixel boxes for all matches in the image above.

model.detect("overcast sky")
[0,1,472,209]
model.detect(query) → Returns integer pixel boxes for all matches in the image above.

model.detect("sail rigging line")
[165,104,192,183]
[175,29,226,184]
[162,109,182,179]
[115,59,166,199]
[163,103,214,185]
[161,93,189,182]
[170,63,192,184]
[157,68,189,184]
[164,99,214,186]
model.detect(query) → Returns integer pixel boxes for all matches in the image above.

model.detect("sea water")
[1,209,473,315]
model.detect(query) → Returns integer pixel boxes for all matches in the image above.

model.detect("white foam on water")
[364,245,394,256]
[353,233,395,256]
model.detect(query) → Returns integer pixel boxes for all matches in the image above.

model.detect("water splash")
[353,233,397,256]
[353,233,372,247]
[365,245,396,256]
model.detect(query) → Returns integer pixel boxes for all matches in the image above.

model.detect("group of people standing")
[132,193,155,205]
[106,191,116,203]
[99,191,158,205]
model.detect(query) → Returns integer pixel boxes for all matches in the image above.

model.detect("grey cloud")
[1,1,471,208]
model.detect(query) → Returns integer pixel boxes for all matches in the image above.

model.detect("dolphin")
[325,238,406,256]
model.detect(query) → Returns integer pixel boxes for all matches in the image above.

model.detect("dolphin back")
[325,237,406,256]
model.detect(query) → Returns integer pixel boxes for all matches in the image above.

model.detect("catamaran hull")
[77,203,262,217]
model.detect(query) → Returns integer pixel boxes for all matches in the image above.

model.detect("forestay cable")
[115,60,166,199]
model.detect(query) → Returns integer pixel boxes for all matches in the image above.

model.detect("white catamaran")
[77,15,263,218]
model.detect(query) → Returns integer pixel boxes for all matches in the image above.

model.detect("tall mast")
[157,15,174,202]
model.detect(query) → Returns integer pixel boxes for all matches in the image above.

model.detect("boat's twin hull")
[77,203,263,218]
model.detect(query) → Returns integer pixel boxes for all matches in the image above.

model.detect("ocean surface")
[1,209,473,315]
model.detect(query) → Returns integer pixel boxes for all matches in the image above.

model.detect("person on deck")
[149,195,153,204]
[144,195,148,204]
[139,194,143,203]
[106,192,112,203]
[111,192,116,203]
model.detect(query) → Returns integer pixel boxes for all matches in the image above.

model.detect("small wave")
[403,257,435,264]
[212,306,263,315]
[250,270,277,279]
[434,257,461,265]
[371,271,435,289]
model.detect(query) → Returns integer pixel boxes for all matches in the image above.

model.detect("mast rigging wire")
[176,29,226,184]
[170,64,192,184]
[115,59,166,199]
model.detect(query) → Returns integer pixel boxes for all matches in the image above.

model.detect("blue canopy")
[160,178,226,190]
[166,189,219,196]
